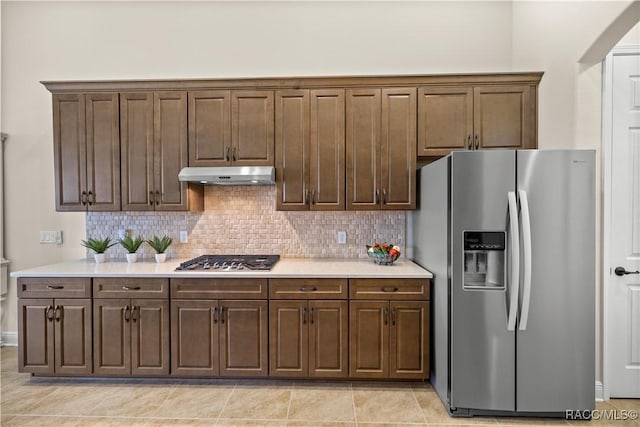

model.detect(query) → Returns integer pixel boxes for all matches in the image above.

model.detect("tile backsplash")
[86,186,405,261]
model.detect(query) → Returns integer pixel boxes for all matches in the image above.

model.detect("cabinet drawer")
[269,278,348,299]
[93,278,169,298]
[349,279,429,300]
[18,277,91,298]
[171,278,267,299]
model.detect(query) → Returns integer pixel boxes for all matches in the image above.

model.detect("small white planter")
[94,253,106,264]
[126,253,138,263]
[155,253,167,263]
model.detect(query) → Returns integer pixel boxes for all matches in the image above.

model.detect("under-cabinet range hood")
[178,166,275,185]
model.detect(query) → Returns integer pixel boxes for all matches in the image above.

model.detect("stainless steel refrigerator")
[410,149,595,417]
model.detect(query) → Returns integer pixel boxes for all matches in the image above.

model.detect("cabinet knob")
[382,189,387,205]
[467,135,472,150]
[149,191,154,206]
[87,191,94,206]
[155,191,161,205]
[232,147,237,162]
[225,146,230,162]
[475,135,480,150]
[375,189,380,205]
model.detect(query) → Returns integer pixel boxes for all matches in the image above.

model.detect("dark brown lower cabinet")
[171,299,268,377]
[93,298,169,376]
[18,298,92,375]
[349,300,429,379]
[269,300,348,378]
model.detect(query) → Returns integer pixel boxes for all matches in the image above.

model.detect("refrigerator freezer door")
[516,150,595,412]
[450,150,516,412]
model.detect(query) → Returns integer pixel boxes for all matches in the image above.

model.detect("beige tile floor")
[0,347,638,427]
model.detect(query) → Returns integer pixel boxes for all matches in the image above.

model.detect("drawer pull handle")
[302,307,307,324]
[381,287,399,292]
[309,307,314,324]
[47,285,64,290]
[220,307,225,324]
[122,286,141,291]
[212,307,218,323]
[299,287,318,292]
[54,305,62,322]
[124,305,131,322]
[131,306,138,322]
[46,305,55,321]
[383,307,389,325]
[391,308,396,326]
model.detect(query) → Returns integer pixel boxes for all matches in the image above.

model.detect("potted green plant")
[146,235,172,263]
[118,235,144,263]
[81,237,117,263]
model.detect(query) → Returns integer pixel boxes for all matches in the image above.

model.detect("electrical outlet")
[337,231,346,244]
[118,229,128,240]
[40,230,63,244]
[179,230,188,243]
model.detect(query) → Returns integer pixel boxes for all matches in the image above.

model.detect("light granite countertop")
[10,257,432,279]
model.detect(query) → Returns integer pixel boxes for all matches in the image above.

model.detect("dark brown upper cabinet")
[346,88,416,210]
[188,90,274,166]
[53,93,120,212]
[418,84,536,157]
[276,89,345,211]
[121,92,203,211]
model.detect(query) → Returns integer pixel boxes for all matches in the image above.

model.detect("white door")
[608,49,640,398]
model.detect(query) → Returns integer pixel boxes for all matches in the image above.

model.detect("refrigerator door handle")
[518,190,533,331]
[507,191,520,331]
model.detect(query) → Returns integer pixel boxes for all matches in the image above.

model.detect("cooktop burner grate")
[175,254,280,271]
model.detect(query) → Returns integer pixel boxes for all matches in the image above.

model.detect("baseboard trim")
[0,332,17,346]
[595,381,604,402]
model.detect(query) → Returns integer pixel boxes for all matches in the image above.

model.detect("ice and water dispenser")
[463,231,506,290]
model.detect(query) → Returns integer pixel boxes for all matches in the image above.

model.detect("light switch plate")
[179,230,188,243]
[40,230,63,244]
[337,231,346,244]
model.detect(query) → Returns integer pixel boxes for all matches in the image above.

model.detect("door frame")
[602,44,640,401]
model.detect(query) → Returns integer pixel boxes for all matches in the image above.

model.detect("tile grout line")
[215,381,237,422]
[351,382,360,427]
[410,384,429,425]
[285,381,295,425]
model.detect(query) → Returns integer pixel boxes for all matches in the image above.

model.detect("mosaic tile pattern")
[86,186,405,261]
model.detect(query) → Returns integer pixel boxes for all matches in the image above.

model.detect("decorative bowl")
[366,245,400,265]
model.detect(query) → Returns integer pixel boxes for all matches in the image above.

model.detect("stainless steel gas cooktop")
[175,254,280,271]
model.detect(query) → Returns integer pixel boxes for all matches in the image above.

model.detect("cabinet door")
[86,93,120,211]
[389,301,429,379]
[121,93,154,211]
[349,301,388,378]
[54,299,92,375]
[346,89,381,210]
[154,92,189,211]
[171,299,219,376]
[219,300,268,376]
[94,299,131,375]
[309,89,345,210]
[18,299,54,374]
[53,94,86,211]
[231,91,274,166]
[473,85,532,150]
[418,86,473,157]
[275,90,310,211]
[309,300,348,378]
[188,90,231,166]
[380,88,416,210]
[131,299,170,376]
[269,300,308,377]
